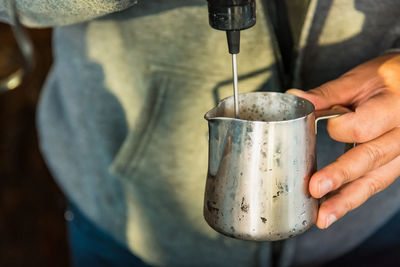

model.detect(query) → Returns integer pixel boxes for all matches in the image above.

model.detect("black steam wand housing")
[207,0,256,117]
[207,0,256,54]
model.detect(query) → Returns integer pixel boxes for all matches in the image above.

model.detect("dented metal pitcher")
[203,92,348,241]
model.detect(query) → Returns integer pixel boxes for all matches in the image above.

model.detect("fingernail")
[318,179,333,197]
[325,214,337,228]
[285,89,305,96]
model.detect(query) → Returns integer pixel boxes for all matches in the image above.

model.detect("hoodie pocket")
[109,70,170,179]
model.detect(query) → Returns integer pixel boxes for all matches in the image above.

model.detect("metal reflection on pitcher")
[203,92,348,241]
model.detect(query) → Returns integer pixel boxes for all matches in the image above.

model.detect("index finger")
[327,91,400,143]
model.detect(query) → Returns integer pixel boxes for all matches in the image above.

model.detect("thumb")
[286,74,360,110]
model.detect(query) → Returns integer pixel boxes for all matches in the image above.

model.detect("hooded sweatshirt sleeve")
[0,0,138,27]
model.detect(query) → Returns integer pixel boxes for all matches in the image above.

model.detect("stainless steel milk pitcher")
[204,92,348,241]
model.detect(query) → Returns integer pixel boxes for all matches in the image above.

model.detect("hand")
[286,53,400,229]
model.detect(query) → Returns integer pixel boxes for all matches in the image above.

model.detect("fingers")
[309,127,400,198]
[316,154,400,229]
[287,75,358,110]
[288,88,400,144]
[286,73,383,111]
[286,54,400,229]
[327,91,400,143]
[286,55,394,111]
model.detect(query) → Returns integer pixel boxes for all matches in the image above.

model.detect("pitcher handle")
[0,0,34,92]
[315,106,357,152]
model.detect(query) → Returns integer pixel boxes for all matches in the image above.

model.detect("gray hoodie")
[1,0,400,266]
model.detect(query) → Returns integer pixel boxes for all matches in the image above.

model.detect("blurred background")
[0,14,399,267]
[0,23,69,266]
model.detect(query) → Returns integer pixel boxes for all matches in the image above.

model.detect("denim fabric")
[67,201,400,267]
[322,209,400,267]
[67,202,152,267]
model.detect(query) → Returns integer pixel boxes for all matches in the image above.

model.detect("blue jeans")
[323,209,400,267]
[67,202,400,267]
[67,202,152,267]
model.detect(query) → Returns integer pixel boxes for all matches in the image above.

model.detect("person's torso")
[37,1,400,266]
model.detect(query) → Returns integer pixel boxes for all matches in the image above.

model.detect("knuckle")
[309,82,334,99]
[333,164,352,185]
[351,124,371,143]
[318,88,332,99]
[362,143,385,166]
[366,178,385,197]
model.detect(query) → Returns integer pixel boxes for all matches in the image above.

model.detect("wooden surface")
[0,24,69,266]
